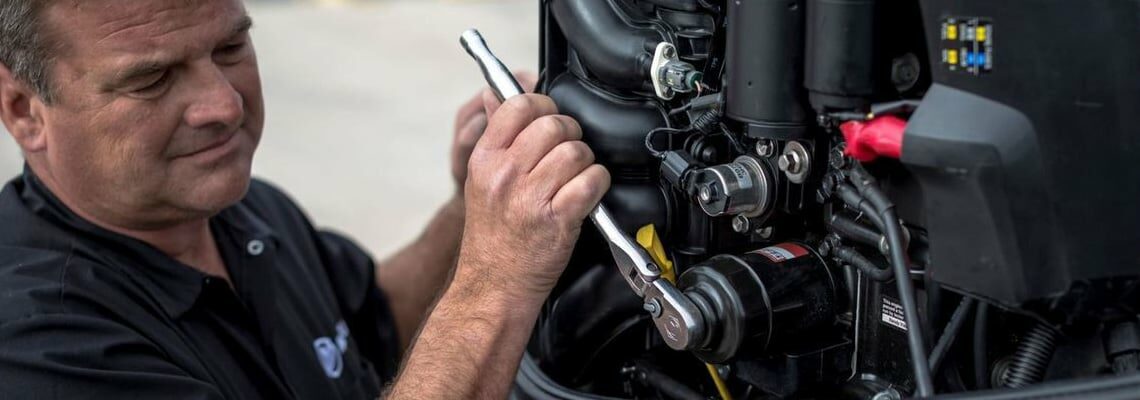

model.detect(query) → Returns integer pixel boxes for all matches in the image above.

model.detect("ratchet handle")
[459,28,706,352]
[460,29,525,101]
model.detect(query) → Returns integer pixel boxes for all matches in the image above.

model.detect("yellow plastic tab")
[636,224,676,284]
[976,26,987,42]
[947,49,959,65]
[946,24,958,40]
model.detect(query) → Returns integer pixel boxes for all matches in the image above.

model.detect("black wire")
[644,127,685,158]
[930,297,977,374]
[882,207,936,397]
[844,164,935,397]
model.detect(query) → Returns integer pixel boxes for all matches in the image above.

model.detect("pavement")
[0,0,539,258]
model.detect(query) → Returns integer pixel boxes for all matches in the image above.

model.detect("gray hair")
[0,1,56,104]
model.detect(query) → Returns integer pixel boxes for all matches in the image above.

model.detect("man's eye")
[132,72,171,95]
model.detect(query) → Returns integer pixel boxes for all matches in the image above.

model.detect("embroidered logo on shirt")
[313,320,351,379]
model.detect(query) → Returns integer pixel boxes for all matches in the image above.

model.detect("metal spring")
[1004,323,1060,388]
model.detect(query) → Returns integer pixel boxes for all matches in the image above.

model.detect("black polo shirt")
[0,169,401,399]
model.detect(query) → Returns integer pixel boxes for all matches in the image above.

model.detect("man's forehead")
[47,0,249,53]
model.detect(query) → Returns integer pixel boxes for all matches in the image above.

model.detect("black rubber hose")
[827,212,884,250]
[1004,323,1060,388]
[834,183,886,230]
[883,208,935,397]
[833,245,892,281]
[549,0,663,91]
[974,302,990,389]
[845,165,935,397]
[930,297,977,374]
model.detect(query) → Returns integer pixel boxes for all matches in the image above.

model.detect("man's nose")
[183,65,244,131]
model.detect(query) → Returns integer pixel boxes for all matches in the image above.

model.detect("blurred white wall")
[0,0,539,259]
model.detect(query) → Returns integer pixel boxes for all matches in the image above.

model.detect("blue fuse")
[964,52,976,66]
[976,53,987,67]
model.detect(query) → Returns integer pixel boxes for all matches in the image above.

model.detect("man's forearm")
[376,197,465,349]
[386,264,541,399]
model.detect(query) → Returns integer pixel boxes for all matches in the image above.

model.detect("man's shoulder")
[0,245,126,325]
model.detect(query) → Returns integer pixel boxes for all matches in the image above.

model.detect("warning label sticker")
[880,296,908,332]
[752,243,809,263]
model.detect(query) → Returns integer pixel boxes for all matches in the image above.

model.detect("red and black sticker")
[751,243,809,263]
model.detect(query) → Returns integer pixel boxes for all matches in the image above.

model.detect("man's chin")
[176,163,254,215]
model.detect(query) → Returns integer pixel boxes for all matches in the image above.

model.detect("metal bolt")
[699,186,712,202]
[663,46,676,58]
[872,389,901,400]
[755,140,775,157]
[643,299,663,317]
[716,365,731,378]
[699,183,718,203]
[732,215,750,234]
[777,153,795,172]
[645,262,660,273]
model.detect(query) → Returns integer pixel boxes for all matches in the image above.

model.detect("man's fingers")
[551,164,611,224]
[482,70,539,117]
[458,112,488,146]
[455,90,486,137]
[507,115,582,172]
[477,94,559,151]
[528,140,595,198]
[481,87,501,117]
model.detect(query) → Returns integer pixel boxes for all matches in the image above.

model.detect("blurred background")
[0,0,538,258]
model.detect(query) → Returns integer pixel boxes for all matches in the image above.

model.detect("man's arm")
[375,196,463,350]
[376,73,537,350]
[387,93,609,398]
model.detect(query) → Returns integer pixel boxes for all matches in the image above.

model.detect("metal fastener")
[732,215,751,234]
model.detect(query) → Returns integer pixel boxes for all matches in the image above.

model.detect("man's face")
[36,0,264,229]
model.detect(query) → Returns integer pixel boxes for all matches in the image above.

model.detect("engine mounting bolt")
[732,215,750,234]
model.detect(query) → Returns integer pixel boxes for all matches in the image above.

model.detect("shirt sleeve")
[0,313,224,399]
[314,230,402,384]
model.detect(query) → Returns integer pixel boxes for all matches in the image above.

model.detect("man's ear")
[0,63,48,153]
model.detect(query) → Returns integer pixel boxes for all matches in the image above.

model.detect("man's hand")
[450,71,537,195]
[388,94,609,399]
[458,93,609,301]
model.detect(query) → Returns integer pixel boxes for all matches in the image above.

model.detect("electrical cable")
[844,164,935,397]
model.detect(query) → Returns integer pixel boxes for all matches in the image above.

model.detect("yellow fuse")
[976,26,987,42]
[946,24,958,40]
[947,49,958,65]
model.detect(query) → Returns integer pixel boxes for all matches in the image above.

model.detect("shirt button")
[246,239,265,256]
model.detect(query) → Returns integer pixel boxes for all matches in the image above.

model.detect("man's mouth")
[176,131,241,160]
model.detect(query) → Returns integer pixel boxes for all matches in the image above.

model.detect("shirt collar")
[18,165,279,319]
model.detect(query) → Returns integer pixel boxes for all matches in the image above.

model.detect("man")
[0,0,608,398]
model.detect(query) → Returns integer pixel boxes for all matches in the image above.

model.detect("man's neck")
[31,165,231,280]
